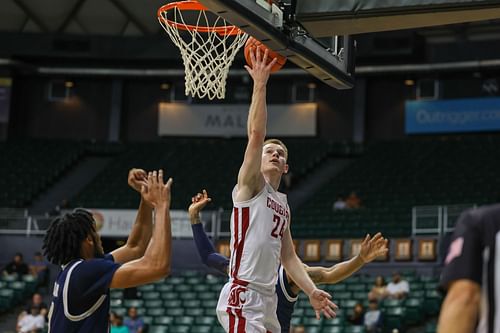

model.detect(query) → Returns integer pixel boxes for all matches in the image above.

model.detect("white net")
[158,3,248,100]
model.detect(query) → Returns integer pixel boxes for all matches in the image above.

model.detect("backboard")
[197,0,356,90]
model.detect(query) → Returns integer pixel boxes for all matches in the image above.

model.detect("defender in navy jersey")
[43,169,173,333]
[188,190,388,332]
[438,204,500,333]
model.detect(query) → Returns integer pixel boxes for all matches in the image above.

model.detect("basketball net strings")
[160,8,248,100]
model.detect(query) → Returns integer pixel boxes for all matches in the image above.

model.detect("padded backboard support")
[197,0,356,90]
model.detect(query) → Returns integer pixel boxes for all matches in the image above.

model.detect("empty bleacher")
[0,140,84,208]
[293,137,500,238]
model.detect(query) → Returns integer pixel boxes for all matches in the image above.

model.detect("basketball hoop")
[158,1,248,100]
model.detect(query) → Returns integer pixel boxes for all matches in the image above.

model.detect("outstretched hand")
[308,288,338,320]
[188,189,212,219]
[358,232,389,263]
[140,170,173,209]
[128,168,148,193]
[244,47,277,86]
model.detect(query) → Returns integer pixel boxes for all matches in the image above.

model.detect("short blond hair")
[263,138,288,160]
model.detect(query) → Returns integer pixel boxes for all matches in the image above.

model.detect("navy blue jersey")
[276,265,298,333]
[48,254,120,333]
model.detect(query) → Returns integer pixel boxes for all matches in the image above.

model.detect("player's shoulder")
[457,204,500,231]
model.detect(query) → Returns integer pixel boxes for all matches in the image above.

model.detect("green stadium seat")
[191,326,212,333]
[138,284,155,292]
[145,300,163,308]
[124,299,144,308]
[148,325,169,333]
[169,326,190,333]
[166,308,185,317]
[110,299,123,308]
[343,325,365,333]
[164,300,183,308]
[174,316,194,325]
[154,316,174,325]
[147,308,166,317]
[142,291,161,299]
[322,327,343,333]
[195,316,216,325]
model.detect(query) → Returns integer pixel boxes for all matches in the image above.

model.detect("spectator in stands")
[3,252,29,278]
[332,196,347,210]
[346,191,362,209]
[110,314,129,333]
[291,325,305,333]
[29,252,48,287]
[124,307,144,333]
[386,271,410,299]
[26,293,48,317]
[364,299,383,333]
[347,302,365,325]
[16,305,45,333]
[368,276,388,301]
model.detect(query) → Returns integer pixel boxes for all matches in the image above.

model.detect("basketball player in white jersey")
[216,47,336,333]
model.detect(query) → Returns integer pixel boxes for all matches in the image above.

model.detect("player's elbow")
[446,280,481,309]
[249,129,265,142]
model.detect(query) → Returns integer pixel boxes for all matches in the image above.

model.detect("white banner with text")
[89,209,193,238]
[158,103,317,137]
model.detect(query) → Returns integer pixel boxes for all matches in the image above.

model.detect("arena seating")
[0,274,38,314]
[292,137,500,238]
[0,140,84,208]
[109,271,441,333]
[72,138,344,210]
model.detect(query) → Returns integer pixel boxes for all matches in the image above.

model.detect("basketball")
[244,37,287,73]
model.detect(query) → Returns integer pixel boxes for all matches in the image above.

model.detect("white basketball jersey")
[229,182,290,293]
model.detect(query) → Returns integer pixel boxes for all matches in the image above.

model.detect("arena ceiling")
[0,0,171,36]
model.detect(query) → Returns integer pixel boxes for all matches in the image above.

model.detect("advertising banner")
[158,103,317,137]
[405,97,500,134]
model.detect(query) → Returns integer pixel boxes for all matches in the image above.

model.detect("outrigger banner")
[405,97,500,134]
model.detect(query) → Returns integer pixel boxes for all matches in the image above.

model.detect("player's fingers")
[203,189,209,198]
[315,310,320,320]
[371,232,383,242]
[262,48,269,64]
[317,290,332,299]
[165,177,173,190]
[159,169,164,183]
[266,57,278,71]
[249,47,257,65]
[324,305,336,319]
[256,46,262,63]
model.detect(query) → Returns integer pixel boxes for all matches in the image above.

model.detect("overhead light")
[160,83,170,90]
[404,79,415,86]
[307,82,317,89]
[65,81,74,88]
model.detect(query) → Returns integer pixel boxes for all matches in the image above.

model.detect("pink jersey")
[229,182,290,294]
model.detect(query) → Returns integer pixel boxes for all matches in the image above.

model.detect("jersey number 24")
[271,214,286,239]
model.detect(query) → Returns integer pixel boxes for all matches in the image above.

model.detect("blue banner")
[405,97,500,134]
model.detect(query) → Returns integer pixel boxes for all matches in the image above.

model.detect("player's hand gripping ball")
[244,37,287,73]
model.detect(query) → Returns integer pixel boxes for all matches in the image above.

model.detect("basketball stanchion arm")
[198,0,355,90]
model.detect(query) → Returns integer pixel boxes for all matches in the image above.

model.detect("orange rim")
[158,1,244,36]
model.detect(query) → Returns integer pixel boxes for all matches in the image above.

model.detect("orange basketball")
[244,37,287,73]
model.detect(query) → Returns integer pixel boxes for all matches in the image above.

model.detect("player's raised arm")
[110,170,172,289]
[111,168,153,264]
[303,233,388,288]
[280,224,337,320]
[236,48,277,201]
[188,190,229,274]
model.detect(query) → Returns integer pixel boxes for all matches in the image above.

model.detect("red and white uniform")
[217,182,290,333]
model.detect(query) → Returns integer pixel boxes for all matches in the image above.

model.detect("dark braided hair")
[43,209,96,265]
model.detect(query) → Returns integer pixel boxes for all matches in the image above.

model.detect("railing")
[412,203,477,236]
[0,208,220,238]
